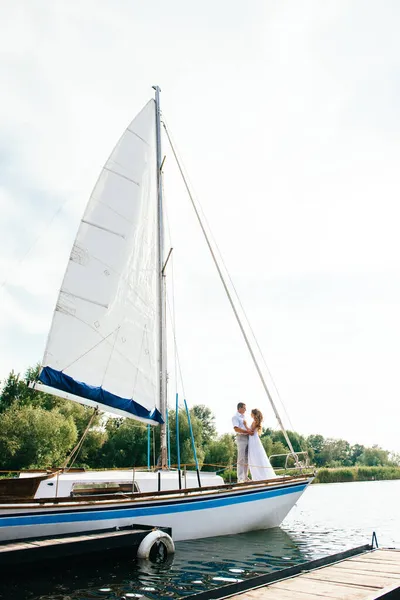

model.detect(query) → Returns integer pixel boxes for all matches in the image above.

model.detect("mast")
[153,85,168,468]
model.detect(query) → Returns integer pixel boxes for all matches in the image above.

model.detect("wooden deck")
[229,549,400,600]
[0,524,172,566]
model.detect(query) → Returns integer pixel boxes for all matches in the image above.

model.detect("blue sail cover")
[39,366,163,424]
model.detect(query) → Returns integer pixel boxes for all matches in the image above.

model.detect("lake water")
[1,480,399,600]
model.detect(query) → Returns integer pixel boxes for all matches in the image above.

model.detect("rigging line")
[60,325,121,372]
[163,121,299,465]
[153,425,156,468]
[63,407,99,469]
[162,176,178,401]
[217,268,298,434]
[166,291,186,399]
[162,120,297,435]
[171,253,178,399]
[101,326,120,388]
[209,257,298,432]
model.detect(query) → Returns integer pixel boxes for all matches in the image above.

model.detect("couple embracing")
[232,402,276,482]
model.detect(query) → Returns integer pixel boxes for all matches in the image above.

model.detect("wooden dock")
[229,549,400,600]
[0,524,172,567]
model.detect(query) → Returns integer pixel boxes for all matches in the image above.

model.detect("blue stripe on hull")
[0,483,307,528]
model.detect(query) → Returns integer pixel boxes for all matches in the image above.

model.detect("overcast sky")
[1,1,399,454]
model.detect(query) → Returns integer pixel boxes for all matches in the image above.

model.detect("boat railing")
[269,451,313,473]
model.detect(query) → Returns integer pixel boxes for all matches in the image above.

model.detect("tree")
[74,430,108,467]
[100,420,149,468]
[358,445,391,467]
[203,434,235,471]
[314,438,351,467]
[349,443,365,466]
[270,430,307,453]
[0,371,25,413]
[0,406,77,469]
[389,452,400,466]
[57,401,102,437]
[0,366,59,414]
[269,441,287,468]
[261,435,273,456]
[307,434,325,466]
[191,405,217,441]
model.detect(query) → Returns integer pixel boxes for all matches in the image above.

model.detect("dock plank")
[305,566,396,587]
[245,588,336,599]
[228,550,400,600]
[352,555,400,565]
[354,550,400,560]
[342,560,400,574]
[270,578,373,598]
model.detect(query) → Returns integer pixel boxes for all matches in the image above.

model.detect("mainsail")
[35,99,163,425]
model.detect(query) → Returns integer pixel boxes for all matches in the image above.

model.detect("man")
[232,402,252,483]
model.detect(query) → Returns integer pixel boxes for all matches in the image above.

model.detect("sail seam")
[81,219,126,239]
[103,166,140,186]
[126,128,150,145]
[92,197,135,224]
[66,251,156,312]
[59,292,109,309]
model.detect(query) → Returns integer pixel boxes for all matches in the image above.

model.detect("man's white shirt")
[232,412,247,434]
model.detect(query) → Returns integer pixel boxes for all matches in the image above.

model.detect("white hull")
[0,478,311,542]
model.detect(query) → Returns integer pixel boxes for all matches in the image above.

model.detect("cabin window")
[71,481,140,497]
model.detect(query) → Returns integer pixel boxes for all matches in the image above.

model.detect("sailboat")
[0,87,313,542]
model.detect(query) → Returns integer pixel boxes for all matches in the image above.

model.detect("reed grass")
[314,466,400,484]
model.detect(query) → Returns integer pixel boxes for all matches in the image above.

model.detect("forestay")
[35,99,163,425]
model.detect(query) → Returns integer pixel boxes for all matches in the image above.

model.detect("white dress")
[248,427,276,481]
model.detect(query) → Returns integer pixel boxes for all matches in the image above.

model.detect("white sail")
[36,99,162,425]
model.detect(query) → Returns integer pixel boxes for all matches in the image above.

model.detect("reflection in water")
[1,481,399,600]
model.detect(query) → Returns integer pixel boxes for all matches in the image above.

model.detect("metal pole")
[147,424,151,471]
[153,85,168,469]
[176,392,182,489]
[166,408,171,468]
[184,399,201,488]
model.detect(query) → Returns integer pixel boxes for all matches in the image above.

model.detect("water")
[1,481,399,600]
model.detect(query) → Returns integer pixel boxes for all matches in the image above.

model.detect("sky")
[1,0,400,454]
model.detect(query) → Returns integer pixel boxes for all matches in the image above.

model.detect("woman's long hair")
[251,409,263,433]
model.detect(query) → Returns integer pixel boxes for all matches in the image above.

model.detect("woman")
[246,409,276,481]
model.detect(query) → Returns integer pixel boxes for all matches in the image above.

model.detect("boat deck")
[229,549,400,600]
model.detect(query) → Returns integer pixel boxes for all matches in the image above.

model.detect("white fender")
[137,529,175,559]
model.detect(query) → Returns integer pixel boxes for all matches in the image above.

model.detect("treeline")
[1,366,399,473]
